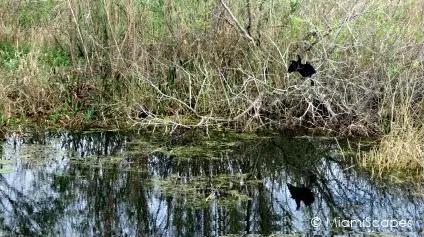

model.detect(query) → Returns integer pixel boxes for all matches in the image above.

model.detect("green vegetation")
[0,159,13,174]
[360,105,424,182]
[0,1,423,175]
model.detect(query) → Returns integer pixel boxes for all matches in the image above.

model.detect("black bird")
[288,55,317,85]
[287,183,315,210]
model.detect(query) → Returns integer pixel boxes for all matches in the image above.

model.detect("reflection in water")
[287,184,315,210]
[0,131,422,236]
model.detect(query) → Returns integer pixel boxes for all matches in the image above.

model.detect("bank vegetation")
[0,0,423,175]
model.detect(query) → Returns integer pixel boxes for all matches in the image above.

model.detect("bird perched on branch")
[288,55,317,85]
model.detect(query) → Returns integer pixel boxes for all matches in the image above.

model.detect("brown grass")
[0,0,423,137]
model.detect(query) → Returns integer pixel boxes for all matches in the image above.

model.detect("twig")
[233,93,263,120]
[219,0,256,44]
[66,0,92,73]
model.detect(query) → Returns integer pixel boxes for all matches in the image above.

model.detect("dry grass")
[360,96,424,181]
[360,124,424,181]
[0,0,423,136]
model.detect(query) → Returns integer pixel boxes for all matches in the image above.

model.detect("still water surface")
[0,131,422,237]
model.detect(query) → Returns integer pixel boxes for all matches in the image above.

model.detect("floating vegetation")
[168,144,234,160]
[0,167,13,174]
[151,173,261,208]
[0,159,13,174]
[0,160,13,165]
[70,155,125,167]
[127,130,268,160]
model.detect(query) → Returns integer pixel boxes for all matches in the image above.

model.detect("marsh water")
[0,131,422,237]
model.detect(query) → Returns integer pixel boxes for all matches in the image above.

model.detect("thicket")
[0,0,423,139]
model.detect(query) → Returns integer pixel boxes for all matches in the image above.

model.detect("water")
[0,131,422,237]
